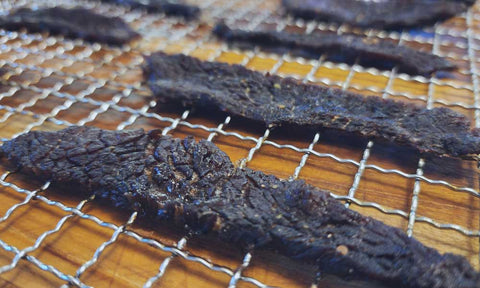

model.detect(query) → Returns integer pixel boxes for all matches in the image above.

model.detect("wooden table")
[0,0,479,287]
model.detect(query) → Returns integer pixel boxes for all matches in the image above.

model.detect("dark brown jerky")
[212,22,455,76]
[1,126,479,288]
[100,0,200,20]
[282,0,474,29]
[144,52,480,160]
[0,7,139,45]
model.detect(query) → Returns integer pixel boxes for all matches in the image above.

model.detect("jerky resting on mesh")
[282,0,474,30]
[213,22,455,76]
[100,0,200,20]
[0,7,139,45]
[144,52,480,160]
[1,126,478,288]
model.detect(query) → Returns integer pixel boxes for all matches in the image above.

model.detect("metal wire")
[228,252,253,288]
[0,0,478,287]
[405,24,442,237]
[0,195,93,274]
[75,211,138,279]
[465,7,480,266]
[143,237,187,288]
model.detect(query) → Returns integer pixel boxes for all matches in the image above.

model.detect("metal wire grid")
[0,0,478,287]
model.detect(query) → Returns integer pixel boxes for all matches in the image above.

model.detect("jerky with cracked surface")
[144,52,480,160]
[213,22,455,76]
[282,0,475,29]
[1,126,479,288]
[0,7,139,46]
[100,0,200,20]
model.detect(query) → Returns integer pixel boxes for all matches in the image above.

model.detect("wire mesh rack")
[0,0,479,287]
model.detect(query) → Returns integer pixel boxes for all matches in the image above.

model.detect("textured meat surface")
[100,0,200,20]
[144,52,480,160]
[1,126,479,288]
[213,22,455,76]
[282,0,474,29]
[0,7,139,45]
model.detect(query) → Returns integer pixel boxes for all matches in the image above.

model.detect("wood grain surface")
[0,0,479,287]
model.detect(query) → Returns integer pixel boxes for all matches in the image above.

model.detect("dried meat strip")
[213,22,455,76]
[144,52,480,160]
[1,126,478,288]
[100,0,200,20]
[282,0,475,30]
[0,7,139,46]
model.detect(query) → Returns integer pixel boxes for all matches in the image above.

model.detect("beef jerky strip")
[0,7,139,46]
[100,0,200,20]
[282,0,475,30]
[213,22,455,76]
[144,52,480,159]
[144,52,480,160]
[1,126,478,288]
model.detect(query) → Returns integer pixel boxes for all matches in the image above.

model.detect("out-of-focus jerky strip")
[0,7,139,45]
[100,0,200,20]
[213,21,455,76]
[282,0,474,29]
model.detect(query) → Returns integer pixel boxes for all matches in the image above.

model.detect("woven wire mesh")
[0,0,479,287]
